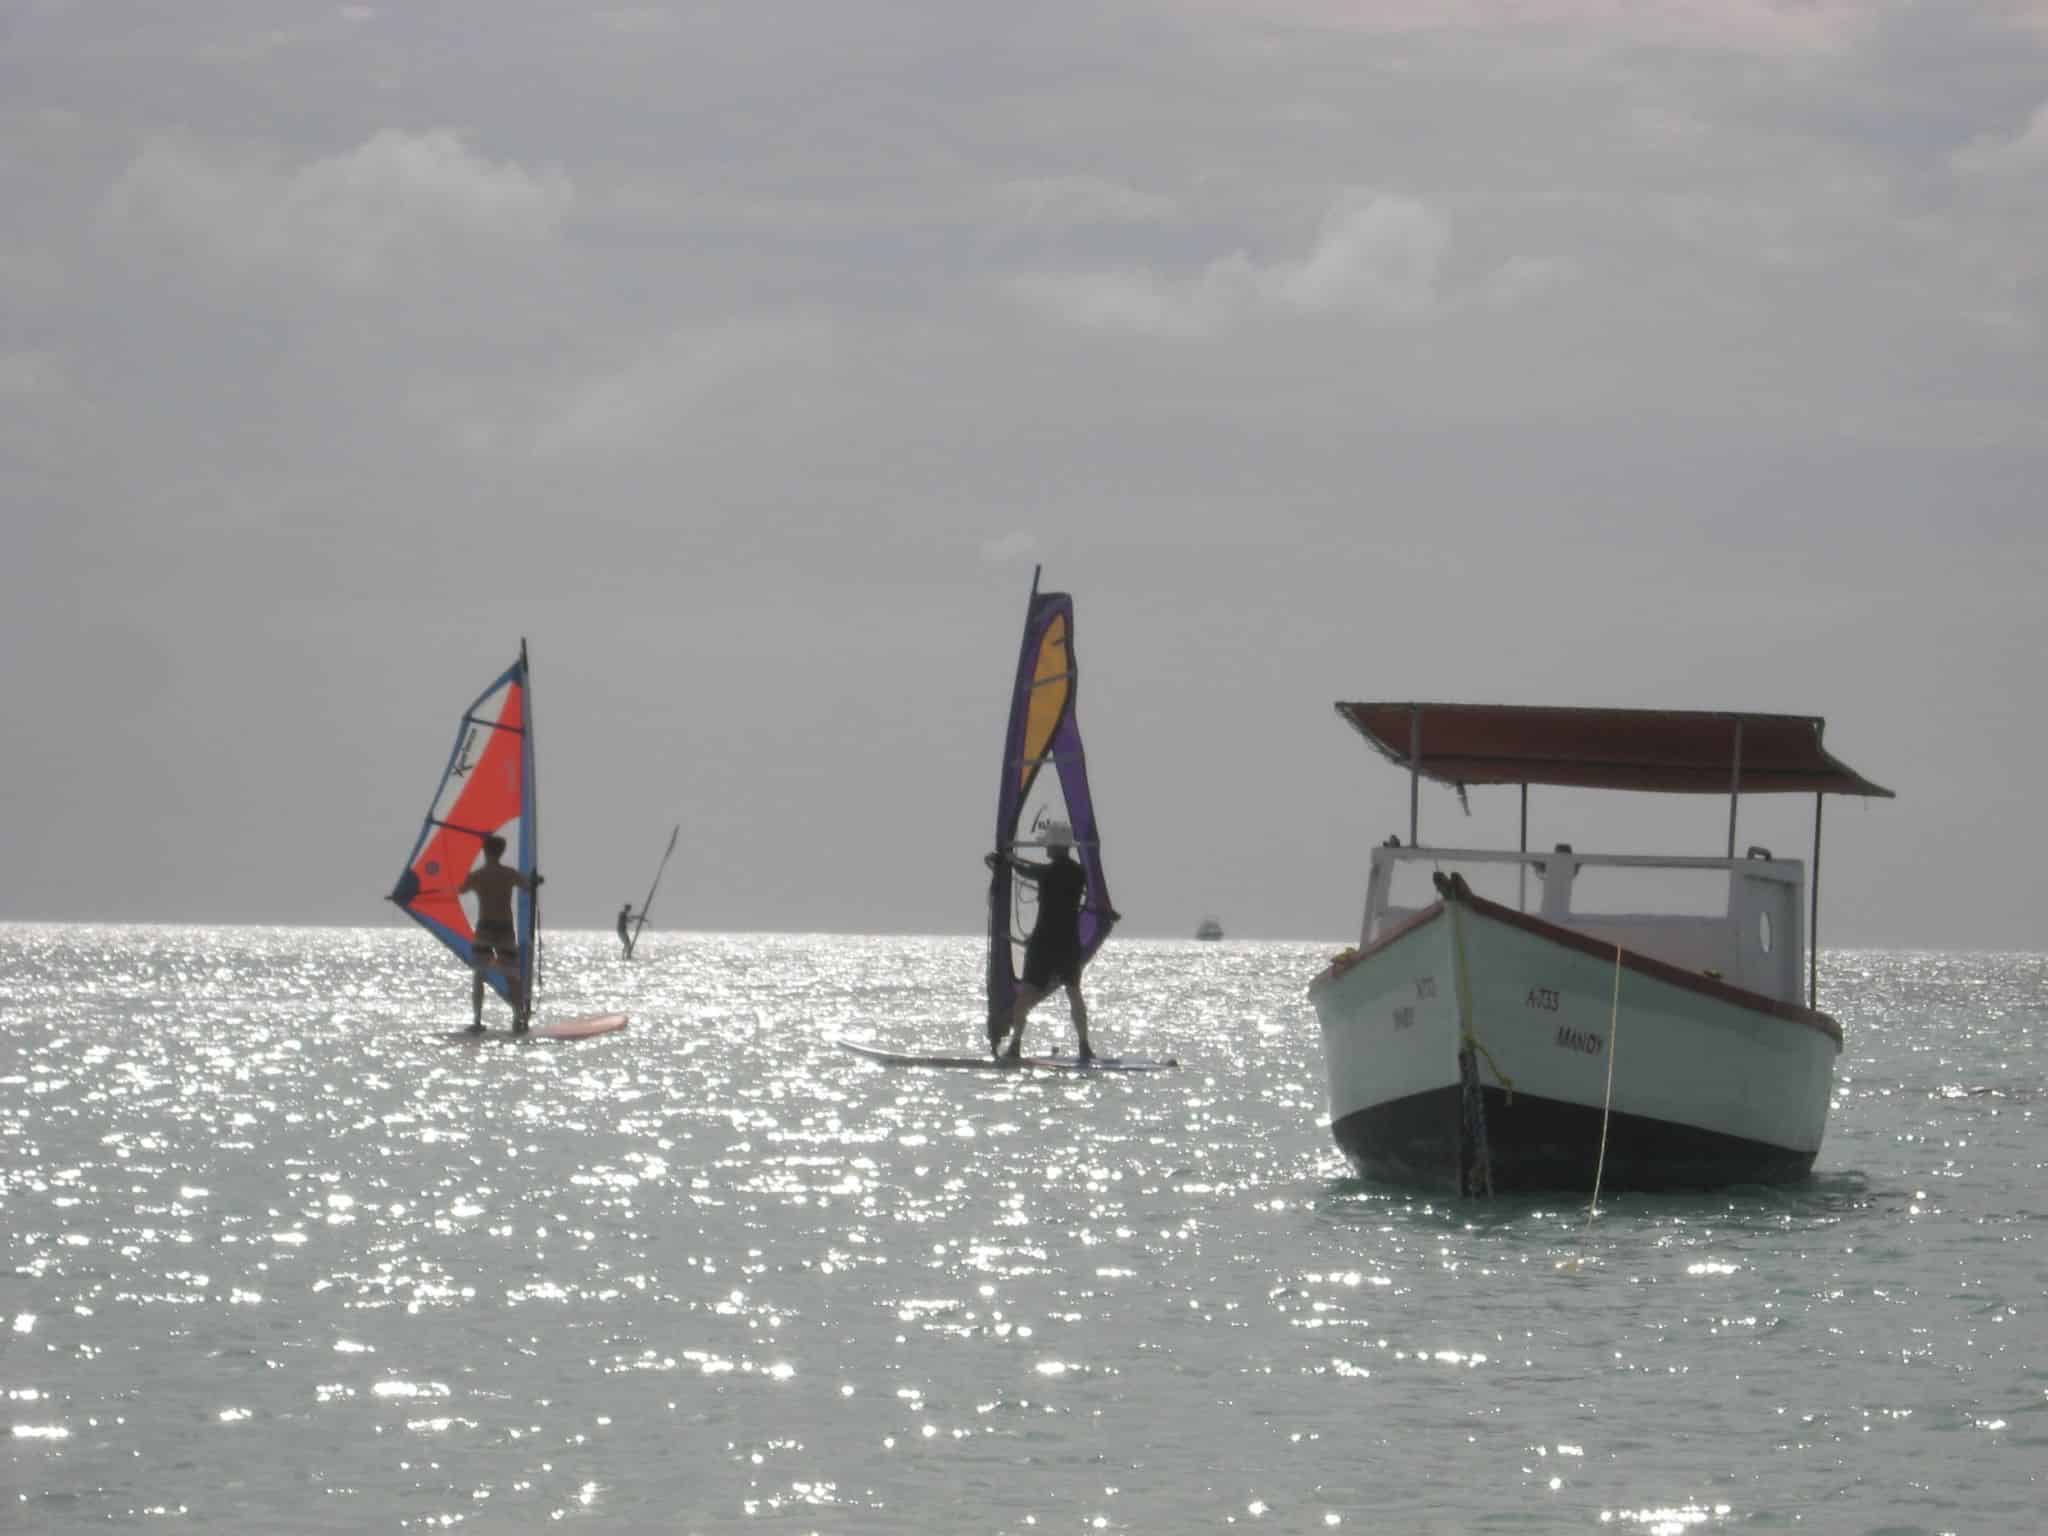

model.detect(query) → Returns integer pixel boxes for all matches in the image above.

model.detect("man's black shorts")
[1021,941,1080,990]
[474,920,519,966]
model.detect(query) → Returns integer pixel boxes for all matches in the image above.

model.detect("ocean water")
[2,926,2042,1535]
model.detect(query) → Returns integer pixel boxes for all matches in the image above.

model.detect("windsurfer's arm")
[986,851,1044,881]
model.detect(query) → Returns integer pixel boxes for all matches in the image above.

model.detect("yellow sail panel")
[1020,615,1072,791]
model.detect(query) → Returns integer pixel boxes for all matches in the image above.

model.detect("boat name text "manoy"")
[1555,1025,1604,1055]
[1525,986,1560,1012]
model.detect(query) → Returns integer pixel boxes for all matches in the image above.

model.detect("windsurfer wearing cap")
[462,833,541,1033]
[985,823,1096,1063]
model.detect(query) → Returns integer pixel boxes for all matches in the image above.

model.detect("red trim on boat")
[1311,903,1445,987]
[1451,883,1843,1044]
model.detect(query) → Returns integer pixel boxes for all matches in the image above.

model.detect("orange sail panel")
[1019,614,1072,794]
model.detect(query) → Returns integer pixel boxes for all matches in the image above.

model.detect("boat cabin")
[1363,843,1808,1005]
[1337,703,1893,1011]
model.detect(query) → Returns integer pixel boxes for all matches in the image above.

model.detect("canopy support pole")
[1408,704,1422,847]
[1518,784,1529,911]
[1725,718,1744,859]
[1809,793,1823,1010]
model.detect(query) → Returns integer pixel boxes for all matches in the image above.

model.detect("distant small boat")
[1195,916,1224,941]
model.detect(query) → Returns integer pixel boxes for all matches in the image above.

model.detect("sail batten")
[986,570,1115,1039]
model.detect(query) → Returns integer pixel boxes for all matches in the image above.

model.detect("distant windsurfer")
[617,903,638,958]
[985,824,1096,1063]
[462,834,541,1033]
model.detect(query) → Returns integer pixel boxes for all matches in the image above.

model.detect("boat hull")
[1330,1084,1822,1193]
[1309,893,1841,1193]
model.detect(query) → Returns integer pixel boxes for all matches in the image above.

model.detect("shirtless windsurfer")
[462,834,541,1033]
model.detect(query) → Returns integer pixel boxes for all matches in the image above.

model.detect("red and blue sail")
[389,647,539,1005]
[987,570,1115,1037]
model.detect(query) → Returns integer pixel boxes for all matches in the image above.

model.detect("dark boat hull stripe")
[1333,1085,1818,1193]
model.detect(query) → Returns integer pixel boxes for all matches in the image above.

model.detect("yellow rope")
[1468,1037,1516,1102]
[1447,896,1514,1100]
[1583,942,1623,1231]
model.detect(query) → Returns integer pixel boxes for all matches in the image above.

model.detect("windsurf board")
[837,1039,1174,1072]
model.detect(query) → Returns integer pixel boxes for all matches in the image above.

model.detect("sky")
[2,0,2044,949]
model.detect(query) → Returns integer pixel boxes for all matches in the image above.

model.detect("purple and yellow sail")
[987,569,1115,1036]
[388,644,540,1006]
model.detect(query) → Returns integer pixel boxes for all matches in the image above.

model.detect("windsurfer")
[985,824,1096,1062]
[462,834,541,1032]
[616,903,638,957]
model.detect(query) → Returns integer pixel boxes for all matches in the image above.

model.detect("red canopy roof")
[1333,703,1893,797]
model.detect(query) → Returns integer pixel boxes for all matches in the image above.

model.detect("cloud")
[0,351,68,401]
[1007,267,1233,339]
[1173,0,1863,53]
[100,129,572,293]
[1256,192,1449,315]
[1006,191,1451,338]
[1477,255,1578,308]
[531,312,837,462]
[1953,100,2048,178]
[988,175,1180,231]
[602,7,688,34]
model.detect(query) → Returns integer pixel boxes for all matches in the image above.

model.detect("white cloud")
[602,7,687,34]
[989,176,1179,231]
[1477,255,1578,308]
[1007,268,1234,339]
[532,313,836,462]
[1007,191,1450,338]
[1953,100,2048,179]
[1254,193,1448,316]
[1175,0,1862,53]
[100,130,572,292]
[0,351,68,401]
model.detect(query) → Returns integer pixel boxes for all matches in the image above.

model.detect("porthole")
[1758,910,1774,954]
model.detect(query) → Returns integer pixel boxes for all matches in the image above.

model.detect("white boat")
[1308,703,1891,1194]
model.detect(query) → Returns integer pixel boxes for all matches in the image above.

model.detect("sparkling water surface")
[3,927,2042,1533]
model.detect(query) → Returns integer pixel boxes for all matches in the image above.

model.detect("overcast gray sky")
[3,1,2044,947]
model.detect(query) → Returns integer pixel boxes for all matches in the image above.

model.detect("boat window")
[1758,909,1773,953]
[1565,865,1730,918]
[1385,859,1527,913]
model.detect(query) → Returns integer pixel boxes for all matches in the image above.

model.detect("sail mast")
[628,824,681,958]
[985,566,1043,1039]
[520,637,540,1019]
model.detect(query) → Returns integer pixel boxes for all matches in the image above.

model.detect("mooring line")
[1583,942,1623,1234]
